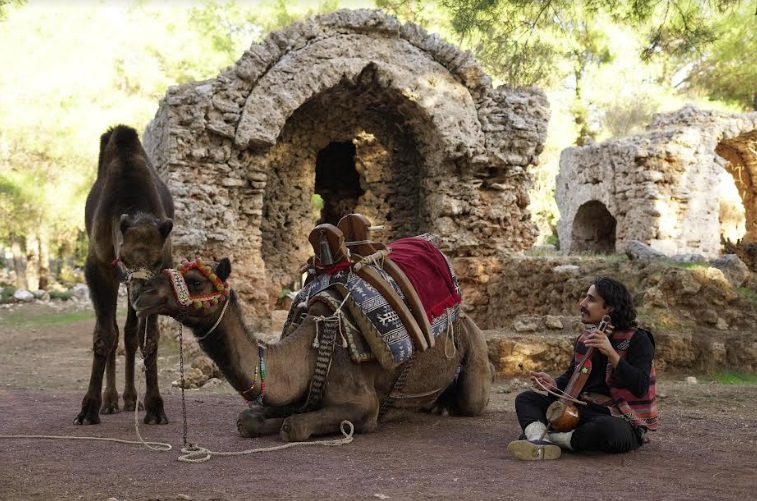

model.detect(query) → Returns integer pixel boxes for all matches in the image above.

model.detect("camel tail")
[97,124,142,178]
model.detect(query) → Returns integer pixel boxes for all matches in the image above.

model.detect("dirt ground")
[1,302,756,501]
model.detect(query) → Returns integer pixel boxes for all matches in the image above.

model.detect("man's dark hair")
[592,276,637,330]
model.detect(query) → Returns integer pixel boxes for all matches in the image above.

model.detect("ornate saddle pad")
[282,257,461,370]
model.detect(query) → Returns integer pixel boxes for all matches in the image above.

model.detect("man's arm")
[609,330,654,397]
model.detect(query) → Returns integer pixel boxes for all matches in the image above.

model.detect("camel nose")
[128,280,147,306]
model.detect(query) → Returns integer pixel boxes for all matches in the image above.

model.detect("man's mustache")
[580,308,589,315]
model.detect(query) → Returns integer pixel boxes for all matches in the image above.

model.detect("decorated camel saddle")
[282,214,463,370]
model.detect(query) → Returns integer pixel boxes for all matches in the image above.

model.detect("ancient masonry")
[556,106,757,258]
[144,9,549,328]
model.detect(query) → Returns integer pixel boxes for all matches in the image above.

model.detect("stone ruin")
[556,105,757,259]
[144,9,549,328]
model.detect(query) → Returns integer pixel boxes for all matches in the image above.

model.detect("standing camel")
[132,251,492,442]
[74,125,174,425]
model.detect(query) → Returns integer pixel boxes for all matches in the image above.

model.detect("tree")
[0,0,374,288]
[683,2,757,110]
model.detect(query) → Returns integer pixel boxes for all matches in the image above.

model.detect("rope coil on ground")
[177,420,355,463]
[0,433,172,450]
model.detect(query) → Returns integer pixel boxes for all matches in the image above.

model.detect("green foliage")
[0,0,751,261]
[57,264,85,288]
[0,285,17,303]
[48,289,74,301]
[668,261,708,269]
[684,2,757,110]
[0,309,94,329]
[711,370,757,385]
[736,286,757,305]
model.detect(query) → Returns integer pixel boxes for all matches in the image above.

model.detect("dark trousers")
[514,390,644,454]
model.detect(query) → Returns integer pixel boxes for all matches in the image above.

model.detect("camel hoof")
[280,421,294,442]
[144,409,168,425]
[73,412,100,425]
[100,402,120,415]
[236,409,263,438]
[279,417,307,442]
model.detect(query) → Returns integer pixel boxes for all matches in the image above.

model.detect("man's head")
[579,276,637,330]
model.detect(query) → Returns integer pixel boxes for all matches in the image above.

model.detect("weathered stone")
[709,254,750,288]
[144,9,548,328]
[544,315,563,329]
[625,240,667,262]
[556,106,757,258]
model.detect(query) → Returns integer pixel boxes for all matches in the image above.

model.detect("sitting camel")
[133,234,491,441]
[75,125,174,425]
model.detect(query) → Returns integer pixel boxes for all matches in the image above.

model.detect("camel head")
[117,212,173,307]
[133,257,232,322]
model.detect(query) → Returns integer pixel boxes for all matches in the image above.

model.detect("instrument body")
[546,315,612,432]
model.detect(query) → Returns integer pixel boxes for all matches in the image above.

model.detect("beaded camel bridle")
[165,258,265,403]
[164,258,231,309]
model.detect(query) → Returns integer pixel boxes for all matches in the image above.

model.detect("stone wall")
[144,9,548,329]
[481,253,757,375]
[556,106,757,258]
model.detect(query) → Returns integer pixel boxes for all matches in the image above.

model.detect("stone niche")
[556,105,757,258]
[144,9,549,329]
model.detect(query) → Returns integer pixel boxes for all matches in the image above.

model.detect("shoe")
[507,439,561,461]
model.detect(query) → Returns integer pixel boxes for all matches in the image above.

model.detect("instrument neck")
[560,346,596,402]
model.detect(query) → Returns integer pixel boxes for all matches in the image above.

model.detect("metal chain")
[178,323,190,449]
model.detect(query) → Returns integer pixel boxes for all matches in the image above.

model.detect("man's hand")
[584,325,621,367]
[530,371,556,392]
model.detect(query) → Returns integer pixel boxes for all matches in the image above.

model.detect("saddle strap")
[377,356,416,423]
[300,315,340,412]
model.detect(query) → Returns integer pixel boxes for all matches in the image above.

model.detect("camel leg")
[122,303,142,412]
[75,258,119,425]
[449,315,492,416]
[236,405,296,438]
[101,315,120,415]
[279,392,379,442]
[139,313,167,424]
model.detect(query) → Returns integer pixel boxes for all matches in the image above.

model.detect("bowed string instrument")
[538,314,613,433]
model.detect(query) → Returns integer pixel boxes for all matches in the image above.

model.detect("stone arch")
[715,130,756,245]
[556,106,757,258]
[570,201,616,254]
[144,9,549,327]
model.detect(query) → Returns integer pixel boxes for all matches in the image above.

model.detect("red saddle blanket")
[387,237,462,321]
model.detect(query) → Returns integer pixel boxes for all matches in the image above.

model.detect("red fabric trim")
[322,260,352,275]
[388,237,461,321]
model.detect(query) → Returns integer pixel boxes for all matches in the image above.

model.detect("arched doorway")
[314,141,364,225]
[570,201,616,254]
[716,132,755,248]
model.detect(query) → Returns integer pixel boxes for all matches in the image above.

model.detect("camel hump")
[97,124,144,178]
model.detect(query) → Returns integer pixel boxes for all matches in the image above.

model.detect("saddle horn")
[319,230,335,267]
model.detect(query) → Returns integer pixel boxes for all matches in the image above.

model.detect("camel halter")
[113,257,157,284]
[164,258,231,309]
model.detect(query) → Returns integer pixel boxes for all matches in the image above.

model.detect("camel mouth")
[133,296,168,318]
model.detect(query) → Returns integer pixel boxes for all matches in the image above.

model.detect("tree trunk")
[25,232,40,291]
[10,233,27,289]
[38,223,50,290]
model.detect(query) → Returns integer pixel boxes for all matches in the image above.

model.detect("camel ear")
[119,214,132,235]
[159,218,173,240]
[216,258,232,282]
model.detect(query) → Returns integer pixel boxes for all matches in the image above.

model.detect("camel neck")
[192,300,261,399]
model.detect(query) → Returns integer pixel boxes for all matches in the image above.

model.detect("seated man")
[508,276,658,460]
